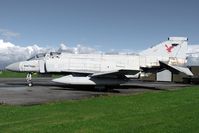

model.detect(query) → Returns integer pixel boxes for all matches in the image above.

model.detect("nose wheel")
[26,73,32,87]
[28,82,32,87]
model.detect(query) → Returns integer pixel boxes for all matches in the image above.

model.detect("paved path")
[0,78,190,105]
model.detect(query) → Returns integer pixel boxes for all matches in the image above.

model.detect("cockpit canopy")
[27,52,61,61]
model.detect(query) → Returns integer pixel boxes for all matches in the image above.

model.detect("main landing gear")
[26,73,32,87]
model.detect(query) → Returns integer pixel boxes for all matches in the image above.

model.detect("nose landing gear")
[26,73,32,87]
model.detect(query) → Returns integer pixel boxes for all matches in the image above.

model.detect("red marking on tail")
[165,44,174,53]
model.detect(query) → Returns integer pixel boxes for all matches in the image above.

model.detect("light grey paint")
[157,70,172,82]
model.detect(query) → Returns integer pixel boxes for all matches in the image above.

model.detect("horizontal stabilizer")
[159,61,193,76]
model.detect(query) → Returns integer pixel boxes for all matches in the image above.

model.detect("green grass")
[0,71,38,78]
[0,70,62,78]
[0,70,26,78]
[0,86,199,133]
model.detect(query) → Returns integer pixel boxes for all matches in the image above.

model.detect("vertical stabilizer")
[140,37,188,60]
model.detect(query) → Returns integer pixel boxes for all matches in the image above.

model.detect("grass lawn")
[0,70,61,78]
[0,86,199,133]
[0,70,26,78]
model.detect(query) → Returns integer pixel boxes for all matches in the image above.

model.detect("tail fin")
[140,37,188,60]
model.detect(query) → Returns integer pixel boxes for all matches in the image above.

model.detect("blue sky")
[0,0,198,51]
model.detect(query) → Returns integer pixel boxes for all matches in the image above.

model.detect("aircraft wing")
[90,69,140,79]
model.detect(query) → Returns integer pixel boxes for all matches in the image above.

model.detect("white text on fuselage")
[24,65,36,68]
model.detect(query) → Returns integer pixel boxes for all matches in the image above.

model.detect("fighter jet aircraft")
[6,37,193,90]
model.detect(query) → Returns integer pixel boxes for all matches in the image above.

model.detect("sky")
[0,0,199,52]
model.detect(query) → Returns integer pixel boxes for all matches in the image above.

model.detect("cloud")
[187,45,199,54]
[187,45,199,66]
[0,29,20,41]
[0,40,47,69]
[58,43,100,54]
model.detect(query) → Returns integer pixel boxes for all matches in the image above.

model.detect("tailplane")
[159,61,193,76]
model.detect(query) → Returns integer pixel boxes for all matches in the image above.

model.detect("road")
[0,78,189,105]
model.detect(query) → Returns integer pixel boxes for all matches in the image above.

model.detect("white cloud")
[58,43,100,54]
[187,45,199,66]
[0,40,47,69]
[0,29,20,41]
[187,45,199,54]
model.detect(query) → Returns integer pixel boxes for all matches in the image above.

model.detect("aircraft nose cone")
[6,62,20,72]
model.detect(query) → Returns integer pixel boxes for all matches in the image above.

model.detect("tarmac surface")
[0,78,190,105]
